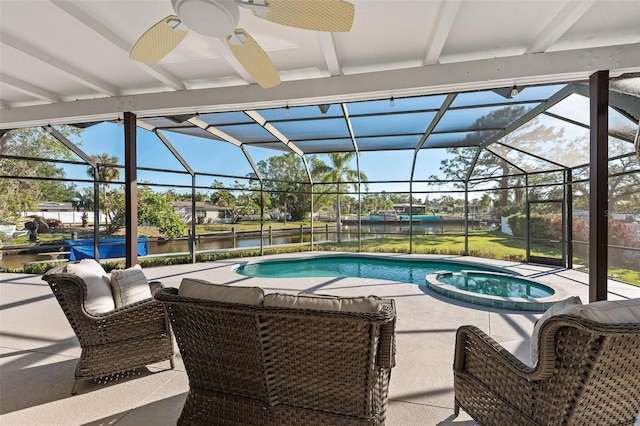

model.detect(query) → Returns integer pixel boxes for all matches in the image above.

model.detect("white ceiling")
[1,0,640,129]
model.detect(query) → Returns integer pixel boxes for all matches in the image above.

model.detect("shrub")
[507,213,562,240]
[573,216,640,247]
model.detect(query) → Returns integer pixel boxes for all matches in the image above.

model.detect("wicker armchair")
[43,263,174,395]
[453,315,640,425]
[155,287,396,426]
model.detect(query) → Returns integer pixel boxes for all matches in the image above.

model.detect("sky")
[62,121,455,197]
[57,86,638,201]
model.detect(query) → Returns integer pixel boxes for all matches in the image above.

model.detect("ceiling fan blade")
[226,29,281,89]
[258,0,354,32]
[130,15,189,63]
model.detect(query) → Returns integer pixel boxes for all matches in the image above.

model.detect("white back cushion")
[530,296,582,366]
[66,259,115,314]
[110,264,152,308]
[179,278,264,305]
[561,298,640,323]
[263,293,382,312]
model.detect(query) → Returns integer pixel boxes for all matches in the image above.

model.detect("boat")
[369,210,399,221]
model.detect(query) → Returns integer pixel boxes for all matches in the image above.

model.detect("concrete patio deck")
[2,252,639,425]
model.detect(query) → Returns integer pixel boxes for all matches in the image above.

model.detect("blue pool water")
[236,256,506,286]
[436,272,554,298]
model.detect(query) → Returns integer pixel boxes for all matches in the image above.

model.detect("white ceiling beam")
[317,33,341,76]
[1,31,119,97]
[0,73,60,103]
[424,0,462,65]
[141,65,187,91]
[2,42,639,129]
[50,0,186,91]
[187,116,243,146]
[527,0,597,54]
[244,110,304,156]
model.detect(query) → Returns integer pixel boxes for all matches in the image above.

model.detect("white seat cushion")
[110,264,152,308]
[530,296,582,366]
[66,259,115,314]
[178,278,264,305]
[263,293,382,312]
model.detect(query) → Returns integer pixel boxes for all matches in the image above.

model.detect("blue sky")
[63,122,452,196]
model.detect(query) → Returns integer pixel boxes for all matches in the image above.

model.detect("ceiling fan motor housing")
[171,0,240,37]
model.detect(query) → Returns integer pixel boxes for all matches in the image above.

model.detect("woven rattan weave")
[43,263,174,395]
[453,314,640,425]
[155,287,396,425]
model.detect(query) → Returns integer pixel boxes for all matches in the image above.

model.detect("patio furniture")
[453,312,640,425]
[43,262,174,395]
[155,282,396,425]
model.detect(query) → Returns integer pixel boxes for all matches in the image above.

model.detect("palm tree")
[72,189,94,227]
[86,153,120,187]
[86,153,120,228]
[314,152,367,242]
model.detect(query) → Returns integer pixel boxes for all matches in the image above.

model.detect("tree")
[101,188,125,234]
[313,152,367,242]
[72,188,95,227]
[479,193,492,212]
[137,188,185,239]
[35,161,76,202]
[362,192,394,213]
[0,127,80,220]
[86,153,121,230]
[256,153,312,221]
[600,142,640,212]
[433,107,565,217]
[209,180,264,223]
[86,153,120,187]
[99,186,186,238]
[173,191,208,202]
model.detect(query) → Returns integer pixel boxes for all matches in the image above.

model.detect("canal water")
[1,222,484,270]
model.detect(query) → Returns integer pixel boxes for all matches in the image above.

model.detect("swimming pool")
[236,255,568,311]
[236,255,505,285]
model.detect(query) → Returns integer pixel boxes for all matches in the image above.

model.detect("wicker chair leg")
[71,380,80,396]
[169,357,175,369]
[453,400,460,416]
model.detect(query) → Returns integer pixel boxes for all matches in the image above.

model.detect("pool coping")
[425,270,571,312]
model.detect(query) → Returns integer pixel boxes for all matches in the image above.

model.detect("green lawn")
[322,230,552,258]
[6,232,69,244]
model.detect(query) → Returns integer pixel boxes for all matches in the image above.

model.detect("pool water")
[236,256,504,285]
[436,272,554,298]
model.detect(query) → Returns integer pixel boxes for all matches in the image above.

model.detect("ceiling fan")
[130,0,355,89]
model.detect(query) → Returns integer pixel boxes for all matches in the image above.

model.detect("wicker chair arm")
[154,286,179,300]
[454,325,556,381]
[377,299,396,368]
[149,281,164,296]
